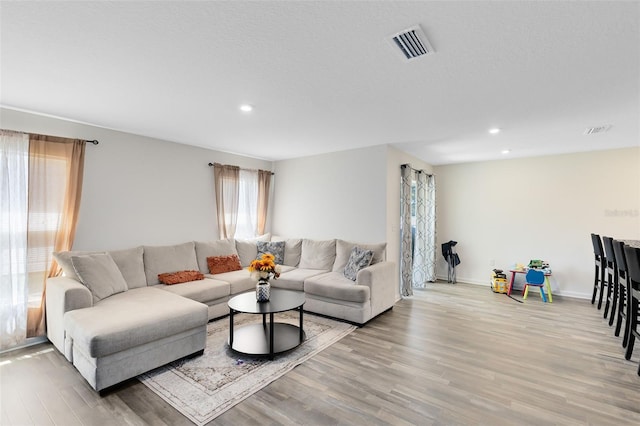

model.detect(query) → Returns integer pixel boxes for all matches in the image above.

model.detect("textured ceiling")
[1,1,638,165]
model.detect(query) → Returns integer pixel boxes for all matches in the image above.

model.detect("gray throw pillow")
[257,241,285,264]
[343,247,374,281]
[71,253,128,303]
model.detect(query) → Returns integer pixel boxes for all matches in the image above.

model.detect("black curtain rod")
[207,162,274,175]
[401,163,432,177]
[3,129,99,145]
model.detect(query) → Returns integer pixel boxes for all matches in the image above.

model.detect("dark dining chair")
[602,236,618,321]
[622,244,640,376]
[613,240,630,342]
[591,234,607,309]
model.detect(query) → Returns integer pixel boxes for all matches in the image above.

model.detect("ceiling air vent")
[388,25,434,62]
[584,124,612,135]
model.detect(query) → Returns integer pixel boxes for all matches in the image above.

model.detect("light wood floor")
[1,283,639,425]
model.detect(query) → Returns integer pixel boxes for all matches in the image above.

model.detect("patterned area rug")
[138,312,356,425]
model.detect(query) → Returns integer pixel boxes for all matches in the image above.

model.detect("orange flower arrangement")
[248,253,281,281]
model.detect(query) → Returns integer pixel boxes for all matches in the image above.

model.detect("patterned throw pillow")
[207,254,242,274]
[256,241,285,265]
[343,246,374,281]
[158,270,204,285]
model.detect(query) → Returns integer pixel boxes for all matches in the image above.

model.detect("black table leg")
[299,306,304,342]
[229,308,234,348]
[269,312,274,360]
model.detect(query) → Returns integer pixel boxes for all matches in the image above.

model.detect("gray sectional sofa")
[46,236,397,392]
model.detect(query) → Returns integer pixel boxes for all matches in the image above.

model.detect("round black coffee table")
[228,289,306,359]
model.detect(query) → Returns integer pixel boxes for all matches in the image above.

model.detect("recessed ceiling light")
[239,104,253,112]
[489,128,501,134]
[501,149,510,155]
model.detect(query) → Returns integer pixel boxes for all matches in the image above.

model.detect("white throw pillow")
[71,253,128,303]
[299,239,336,270]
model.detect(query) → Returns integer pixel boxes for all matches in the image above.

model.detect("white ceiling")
[1,1,638,165]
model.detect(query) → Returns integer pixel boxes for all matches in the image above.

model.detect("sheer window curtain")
[213,164,272,239]
[27,135,85,337]
[235,169,258,239]
[213,163,240,239]
[1,130,29,350]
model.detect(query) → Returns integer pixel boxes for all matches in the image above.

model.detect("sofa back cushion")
[235,233,270,267]
[194,239,238,273]
[332,240,387,272]
[271,237,302,267]
[54,246,146,289]
[53,250,92,281]
[299,239,336,270]
[71,253,128,303]
[108,246,147,289]
[143,242,199,285]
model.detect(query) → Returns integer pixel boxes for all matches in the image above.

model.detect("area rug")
[138,312,356,425]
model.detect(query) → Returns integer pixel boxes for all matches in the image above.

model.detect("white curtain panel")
[400,165,414,297]
[235,169,258,239]
[0,130,29,350]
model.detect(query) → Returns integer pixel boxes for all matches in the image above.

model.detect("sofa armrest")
[355,261,397,317]
[46,276,92,357]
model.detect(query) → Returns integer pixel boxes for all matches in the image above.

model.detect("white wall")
[271,145,388,242]
[271,144,433,300]
[1,108,273,251]
[435,147,640,298]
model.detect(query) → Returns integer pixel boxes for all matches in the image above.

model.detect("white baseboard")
[434,275,591,300]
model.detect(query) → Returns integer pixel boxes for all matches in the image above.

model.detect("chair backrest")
[591,233,604,258]
[525,269,545,285]
[624,245,640,289]
[603,236,616,268]
[612,240,627,274]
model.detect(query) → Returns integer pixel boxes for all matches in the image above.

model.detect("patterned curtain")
[412,171,428,287]
[400,165,414,296]
[425,174,436,282]
[401,165,437,296]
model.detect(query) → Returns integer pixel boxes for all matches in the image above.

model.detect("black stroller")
[441,240,460,283]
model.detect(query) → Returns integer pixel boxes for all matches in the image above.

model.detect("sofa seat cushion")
[206,269,255,294]
[273,268,328,291]
[64,287,207,358]
[304,272,371,303]
[156,278,230,303]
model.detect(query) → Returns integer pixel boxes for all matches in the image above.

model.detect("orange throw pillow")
[158,270,204,285]
[207,254,242,274]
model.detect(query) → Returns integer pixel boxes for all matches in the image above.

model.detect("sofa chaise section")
[63,286,207,391]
